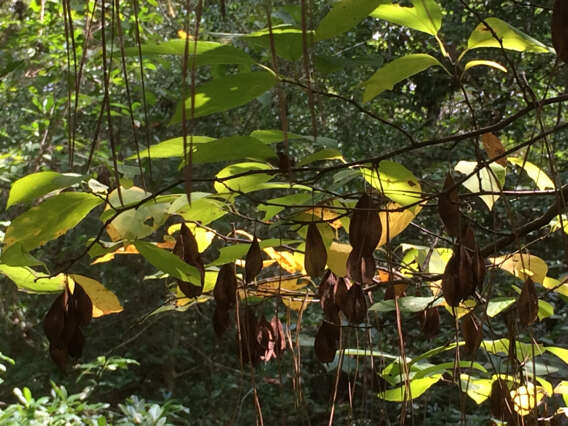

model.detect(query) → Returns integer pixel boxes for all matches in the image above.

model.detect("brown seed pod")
[49,344,69,371]
[442,253,462,307]
[333,277,351,315]
[460,227,486,293]
[305,223,328,277]
[67,327,85,359]
[238,309,260,366]
[349,194,381,256]
[343,284,367,324]
[460,313,482,356]
[419,307,440,338]
[174,223,205,297]
[552,0,568,62]
[458,244,476,300]
[346,252,376,285]
[44,293,66,347]
[245,236,263,283]
[214,263,237,309]
[72,284,93,327]
[213,306,231,337]
[318,270,338,318]
[270,316,287,357]
[518,277,539,327]
[256,317,276,362]
[490,379,516,423]
[314,322,339,363]
[438,173,461,237]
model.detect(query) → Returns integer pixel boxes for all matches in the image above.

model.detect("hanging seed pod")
[461,313,482,356]
[73,284,93,327]
[173,223,205,297]
[419,307,440,338]
[257,317,276,362]
[346,252,376,285]
[461,226,486,293]
[245,236,263,283]
[314,322,339,363]
[213,306,231,337]
[44,293,66,347]
[49,345,69,371]
[553,0,568,62]
[238,309,260,366]
[334,277,351,316]
[458,244,476,300]
[270,316,287,358]
[67,328,85,359]
[349,194,381,255]
[214,263,237,309]
[305,223,328,277]
[343,284,367,324]
[438,173,461,237]
[319,270,338,318]
[442,253,463,307]
[518,277,539,327]
[490,379,516,423]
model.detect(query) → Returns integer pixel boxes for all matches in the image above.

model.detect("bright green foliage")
[370,0,444,36]
[315,0,382,41]
[0,265,65,293]
[242,25,314,61]
[6,171,84,209]
[361,161,422,208]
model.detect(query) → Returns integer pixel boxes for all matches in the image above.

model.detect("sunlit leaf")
[71,274,123,318]
[315,0,382,41]
[481,133,507,166]
[508,157,555,190]
[249,129,316,144]
[546,346,568,365]
[486,297,515,317]
[242,25,314,61]
[167,223,215,253]
[510,383,545,416]
[213,162,274,194]
[460,374,493,405]
[490,253,548,283]
[370,0,444,36]
[4,192,103,251]
[7,171,84,208]
[379,374,442,401]
[378,202,421,247]
[454,160,505,210]
[483,338,545,362]
[126,136,215,160]
[169,193,228,225]
[170,71,277,123]
[327,241,352,277]
[362,161,422,208]
[463,60,507,73]
[297,149,345,167]
[255,278,312,311]
[0,265,65,293]
[263,247,305,274]
[542,276,568,297]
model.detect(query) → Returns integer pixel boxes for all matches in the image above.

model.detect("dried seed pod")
[442,253,462,307]
[419,307,440,338]
[73,284,93,327]
[214,263,237,309]
[213,306,231,337]
[518,277,539,327]
[270,316,287,357]
[334,277,351,315]
[319,270,338,318]
[238,309,260,366]
[44,293,66,347]
[343,284,367,324]
[257,317,276,362]
[314,322,339,363]
[245,236,263,283]
[49,344,69,371]
[490,379,516,423]
[460,227,486,293]
[346,252,376,285]
[461,313,482,356]
[458,244,476,300]
[174,223,205,297]
[68,328,85,359]
[305,223,327,277]
[438,173,461,237]
[552,0,568,62]
[349,194,381,255]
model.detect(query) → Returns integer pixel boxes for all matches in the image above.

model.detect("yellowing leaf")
[463,60,507,73]
[327,242,352,277]
[304,207,343,229]
[167,222,215,252]
[263,247,305,273]
[70,274,123,318]
[508,157,555,190]
[543,276,568,297]
[455,160,506,210]
[510,383,545,416]
[481,133,507,167]
[378,202,421,247]
[490,253,548,283]
[253,278,312,311]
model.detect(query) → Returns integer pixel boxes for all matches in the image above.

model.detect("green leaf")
[249,129,307,144]
[463,60,507,73]
[123,40,254,65]
[378,375,442,401]
[0,265,65,293]
[537,299,554,321]
[208,238,299,267]
[507,157,555,190]
[126,136,216,160]
[546,346,568,365]
[465,17,551,54]
[188,136,277,164]
[297,149,345,167]
[214,162,275,194]
[242,25,313,61]
[0,242,45,268]
[413,361,487,380]
[134,241,202,286]
[370,0,444,36]
[315,0,382,41]
[369,296,443,313]
[258,192,311,221]
[459,374,492,405]
[482,338,545,362]
[170,71,277,124]
[4,192,103,251]
[7,171,84,209]
[361,161,422,208]
[486,297,515,317]
[168,193,228,225]
[362,54,446,102]
[454,161,506,210]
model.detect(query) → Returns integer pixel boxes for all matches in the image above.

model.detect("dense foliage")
[1,0,568,424]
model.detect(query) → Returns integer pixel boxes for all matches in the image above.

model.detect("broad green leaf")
[315,0,382,41]
[249,129,306,144]
[490,253,548,283]
[537,299,554,320]
[508,157,555,190]
[297,149,345,167]
[486,297,515,317]
[0,242,45,268]
[460,374,492,405]
[4,192,103,251]
[168,193,228,225]
[123,40,254,65]
[257,192,311,221]
[379,374,442,401]
[126,136,216,160]
[214,162,275,194]
[362,54,446,102]
[7,171,84,208]
[546,346,568,365]
[369,296,443,313]
[409,342,461,367]
[0,265,65,293]
[70,274,123,318]
[105,187,170,241]
[482,338,545,362]
[208,238,299,267]
[184,136,277,164]
[170,71,277,123]
[242,25,313,61]
[134,241,202,286]
[413,361,487,380]
[463,60,507,73]
[465,17,551,54]
[454,160,506,210]
[370,0,444,36]
[341,349,399,359]
[554,381,568,406]
[361,161,422,208]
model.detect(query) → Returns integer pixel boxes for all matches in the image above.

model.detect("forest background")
[1,0,568,424]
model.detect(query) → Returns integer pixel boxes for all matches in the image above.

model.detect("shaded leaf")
[297,148,345,167]
[242,25,314,61]
[461,313,482,356]
[314,322,339,363]
[126,136,215,160]
[438,173,461,237]
[315,0,382,41]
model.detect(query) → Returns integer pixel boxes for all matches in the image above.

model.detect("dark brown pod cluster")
[238,309,286,365]
[212,263,237,337]
[347,194,380,285]
[460,312,482,356]
[173,223,205,298]
[245,236,263,283]
[304,223,327,277]
[490,379,517,424]
[44,282,92,370]
[441,226,486,307]
[418,307,440,338]
[553,0,568,63]
[518,277,538,327]
[438,173,462,237]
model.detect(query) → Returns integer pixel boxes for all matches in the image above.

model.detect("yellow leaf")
[490,253,548,283]
[510,383,545,416]
[378,202,421,247]
[263,247,305,273]
[444,299,477,319]
[327,242,351,276]
[255,278,312,311]
[543,276,568,297]
[70,274,123,318]
[168,222,215,252]
[304,207,343,229]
